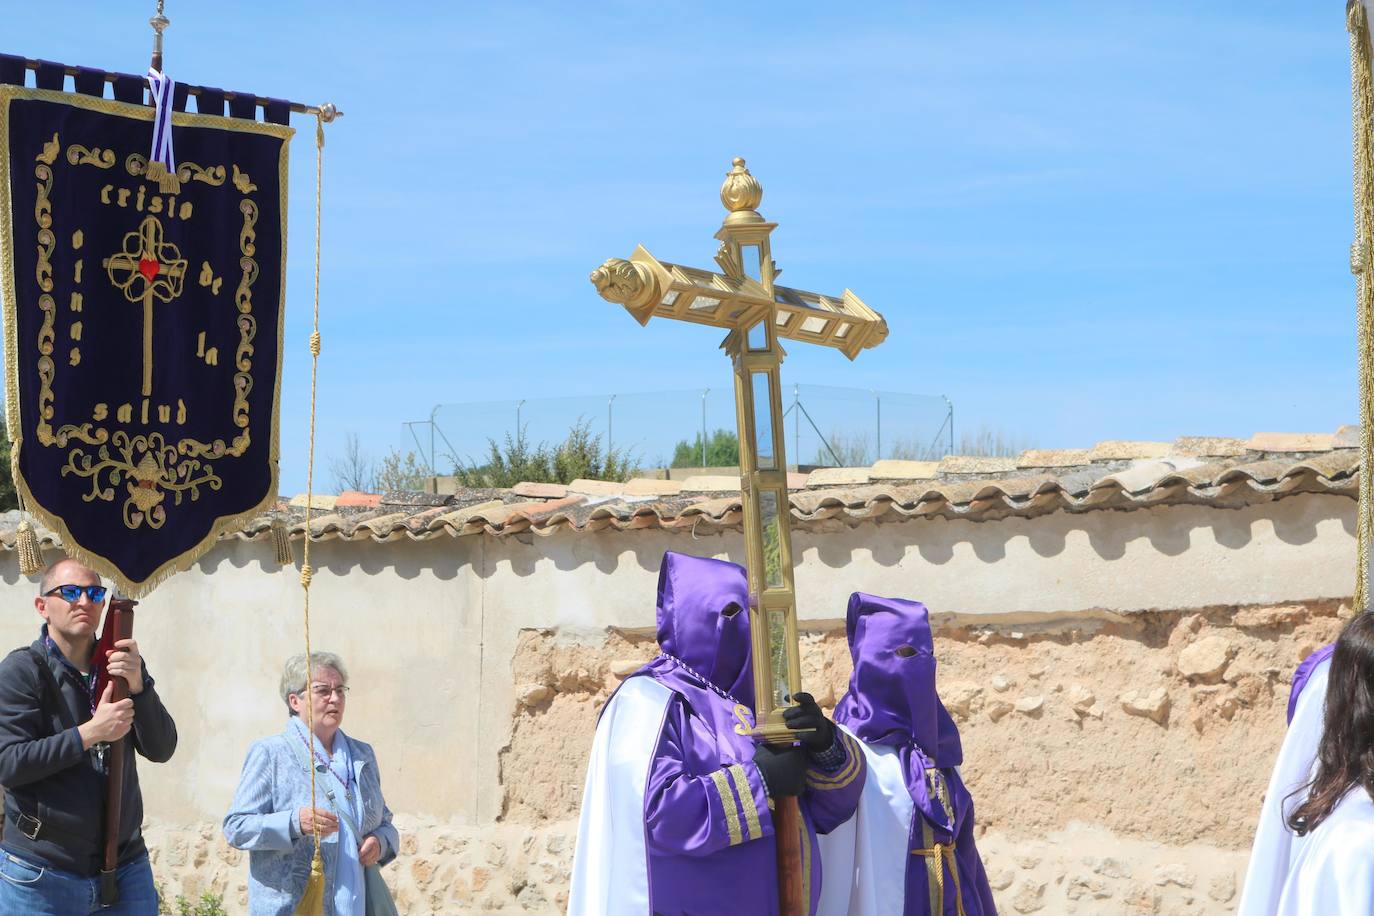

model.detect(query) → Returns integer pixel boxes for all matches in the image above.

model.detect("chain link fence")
[402,385,954,476]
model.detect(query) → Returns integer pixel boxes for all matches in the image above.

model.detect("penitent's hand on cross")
[103,215,187,397]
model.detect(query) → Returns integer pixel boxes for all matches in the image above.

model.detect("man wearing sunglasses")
[0,558,177,914]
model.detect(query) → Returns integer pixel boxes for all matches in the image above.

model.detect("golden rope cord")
[1349,2,1374,611]
[291,113,327,916]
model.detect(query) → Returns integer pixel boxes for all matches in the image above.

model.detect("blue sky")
[4,2,1359,491]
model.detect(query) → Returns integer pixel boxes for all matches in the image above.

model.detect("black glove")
[782,692,836,753]
[752,743,807,797]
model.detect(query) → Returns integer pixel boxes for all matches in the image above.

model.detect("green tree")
[671,428,739,468]
[454,419,635,487]
[375,448,430,492]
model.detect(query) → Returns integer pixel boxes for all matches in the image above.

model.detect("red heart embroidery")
[138,258,160,283]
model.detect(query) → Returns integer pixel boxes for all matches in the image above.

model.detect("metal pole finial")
[149,1,170,72]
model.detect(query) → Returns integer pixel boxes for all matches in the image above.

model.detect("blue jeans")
[0,850,158,915]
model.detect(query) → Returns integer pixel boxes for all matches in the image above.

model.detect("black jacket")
[0,634,177,875]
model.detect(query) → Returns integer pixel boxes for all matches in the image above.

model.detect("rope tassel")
[271,520,294,566]
[292,852,326,916]
[16,517,41,576]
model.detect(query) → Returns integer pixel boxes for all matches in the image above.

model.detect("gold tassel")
[272,520,294,566]
[16,517,41,576]
[292,850,326,916]
[144,160,181,194]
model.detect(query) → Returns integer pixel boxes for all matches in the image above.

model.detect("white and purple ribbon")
[146,68,176,175]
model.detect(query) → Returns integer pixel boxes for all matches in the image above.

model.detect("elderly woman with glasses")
[223,652,399,915]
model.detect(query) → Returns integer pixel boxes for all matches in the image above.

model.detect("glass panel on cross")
[747,319,768,351]
[767,608,790,708]
[750,372,776,469]
[758,489,785,589]
[740,243,761,282]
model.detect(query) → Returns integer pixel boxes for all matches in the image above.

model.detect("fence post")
[608,394,616,455]
[701,389,709,468]
[874,390,881,462]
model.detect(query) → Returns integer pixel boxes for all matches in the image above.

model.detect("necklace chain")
[659,653,749,710]
[295,724,353,799]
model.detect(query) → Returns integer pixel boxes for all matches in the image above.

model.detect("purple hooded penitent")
[606,551,866,916]
[833,593,996,916]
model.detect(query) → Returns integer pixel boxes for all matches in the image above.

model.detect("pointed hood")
[653,551,754,708]
[833,592,960,766]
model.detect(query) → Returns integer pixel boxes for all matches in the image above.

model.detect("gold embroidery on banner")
[62,430,221,530]
[232,164,257,195]
[35,295,55,445]
[732,703,753,735]
[65,145,115,169]
[36,133,59,165]
[35,163,54,293]
[727,764,761,840]
[177,161,226,187]
[709,768,744,847]
[0,85,294,596]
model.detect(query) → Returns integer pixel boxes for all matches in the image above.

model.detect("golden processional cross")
[591,157,887,914]
[103,215,187,397]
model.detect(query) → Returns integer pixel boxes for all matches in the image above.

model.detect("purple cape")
[624,552,866,916]
[1287,642,1335,724]
[833,592,996,916]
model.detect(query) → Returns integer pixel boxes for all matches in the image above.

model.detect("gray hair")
[280,651,349,715]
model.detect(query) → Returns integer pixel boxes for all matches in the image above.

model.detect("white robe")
[1237,657,1330,916]
[817,725,914,916]
[567,676,672,916]
[1274,787,1374,916]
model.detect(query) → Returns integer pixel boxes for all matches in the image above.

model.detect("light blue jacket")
[223,722,399,916]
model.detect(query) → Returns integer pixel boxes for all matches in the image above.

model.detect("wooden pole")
[99,598,136,907]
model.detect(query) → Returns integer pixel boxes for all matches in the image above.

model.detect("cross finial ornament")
[591,157,888,916]
[103,216,187,396]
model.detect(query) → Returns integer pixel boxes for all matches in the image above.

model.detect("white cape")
[817,725,914,916]
[1237,656,1330,916]
[567,675,672,916]
[1274,787,1374,916]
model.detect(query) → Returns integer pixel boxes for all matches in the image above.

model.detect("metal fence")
[403,385,954,476]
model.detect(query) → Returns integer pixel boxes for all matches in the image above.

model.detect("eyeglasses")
[304,684,350,699]
[43,584,108,604]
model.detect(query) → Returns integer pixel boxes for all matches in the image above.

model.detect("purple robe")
[1287,643,1334,724]
[832,593,996,916]
[579,551,866,916]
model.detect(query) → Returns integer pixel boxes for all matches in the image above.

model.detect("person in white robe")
[1267,613,1374,916]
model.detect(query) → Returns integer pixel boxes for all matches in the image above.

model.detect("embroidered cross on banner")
[102,215,187,396]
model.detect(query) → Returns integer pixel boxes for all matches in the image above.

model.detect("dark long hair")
[1287,612,1374,835]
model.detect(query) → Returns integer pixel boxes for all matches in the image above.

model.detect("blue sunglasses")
[44,584,108,603]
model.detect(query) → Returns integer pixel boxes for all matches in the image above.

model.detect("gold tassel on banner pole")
[15,514,41,576]
[272,519,294,567]
[1348,0,1374,612]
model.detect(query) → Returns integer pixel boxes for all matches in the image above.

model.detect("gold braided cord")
[1350,1,1374,612]
[291,114,327,916]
